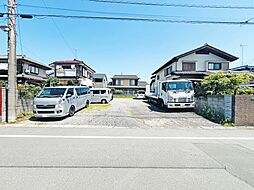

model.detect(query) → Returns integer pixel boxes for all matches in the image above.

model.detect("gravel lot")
[22,98,220,128]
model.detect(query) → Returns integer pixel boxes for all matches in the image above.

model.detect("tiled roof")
[112,75,139,79]
[93,73,107,79]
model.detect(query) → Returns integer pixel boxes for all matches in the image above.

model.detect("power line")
[2,12,254,25]
[17,3,191,19]
[87,0,254,10]
[17,4,247,21]
[41,0,76,58]
[13,13,254,25]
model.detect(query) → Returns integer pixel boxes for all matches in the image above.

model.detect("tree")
[201,72,254,95]
[44,77,60,87]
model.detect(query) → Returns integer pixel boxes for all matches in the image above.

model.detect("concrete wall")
[195,95,254,126]
[234,95,254,126]
[1,87,33,122]
[195,95,233,123]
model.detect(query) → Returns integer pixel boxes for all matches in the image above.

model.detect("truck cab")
[157,80,195,109]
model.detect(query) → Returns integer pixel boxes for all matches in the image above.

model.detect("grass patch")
[8,112,34,124]
[113,95,135,99]
[223,123,235,127]
[81,104,111,112]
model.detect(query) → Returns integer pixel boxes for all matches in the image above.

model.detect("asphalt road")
[0,127,254,189]
[21,98,219,128]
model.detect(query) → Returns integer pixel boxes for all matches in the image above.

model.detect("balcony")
[56,69,77,77]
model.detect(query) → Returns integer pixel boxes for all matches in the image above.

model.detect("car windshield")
[167,82,193,91]
[38,88,66,98]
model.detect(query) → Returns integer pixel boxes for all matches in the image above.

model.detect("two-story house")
[50,59,95,87]
[151,44,238,91]
[92,73,108,88]
[0,55,51,85]
[108,75,147,94]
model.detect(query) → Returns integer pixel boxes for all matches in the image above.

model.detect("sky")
[1,0,254,82]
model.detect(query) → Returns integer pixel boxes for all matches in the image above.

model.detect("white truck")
[146,79,195,109]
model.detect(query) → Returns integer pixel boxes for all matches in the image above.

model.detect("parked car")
[90,88,113,104]
[136,90,146,99]
[33,86,91,118]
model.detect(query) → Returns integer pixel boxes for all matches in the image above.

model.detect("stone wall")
[234,95,254,126]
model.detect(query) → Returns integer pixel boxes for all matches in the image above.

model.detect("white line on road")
[0,135,254,140]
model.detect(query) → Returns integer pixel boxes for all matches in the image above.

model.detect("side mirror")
[66,94,72,98]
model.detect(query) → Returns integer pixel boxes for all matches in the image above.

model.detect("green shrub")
[114,89,123,95]
[201,72,254,95]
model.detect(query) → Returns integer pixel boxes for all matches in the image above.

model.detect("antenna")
[240,44,247,66]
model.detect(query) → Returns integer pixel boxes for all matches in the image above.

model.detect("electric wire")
[87,0,254,10]
[14,13,254,25]
[17,3,248,21]
[1,12,254,25]
[17,3,193,19]
[41,0,76,58]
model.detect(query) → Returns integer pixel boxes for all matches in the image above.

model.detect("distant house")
[0,55,51,85]
[231,65,254,88]
[109,75,147,94]
[151,43,238,91]
[231,65,254,73]
[50,59,95,87]
[92,73,108,88]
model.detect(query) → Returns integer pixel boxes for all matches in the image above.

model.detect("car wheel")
[85,100,90,108]
[69,105,75,117]
[159,99,165,109]
[101,99,107,104]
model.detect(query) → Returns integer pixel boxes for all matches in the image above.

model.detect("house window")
[208,62,222,70]
[29,65,39,74]
[157,75,160,80]
[62,65,72,69]
[165,66,173,76]
[94,78,103,83]
[130,79,136,86]
[115,79,122,86]
[182,62,196,71]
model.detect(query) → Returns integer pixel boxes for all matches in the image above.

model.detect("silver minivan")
[90,88,113,104]
[33,86,91,118]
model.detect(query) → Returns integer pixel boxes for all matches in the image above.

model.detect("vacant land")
[21,99,220,128]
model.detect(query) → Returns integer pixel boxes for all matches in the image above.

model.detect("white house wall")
[152,52,231,92]
[177,53,229,71]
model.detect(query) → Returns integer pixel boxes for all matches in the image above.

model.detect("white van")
[90,88,113,104]
[136,90,146,99]
[33,86,91,118]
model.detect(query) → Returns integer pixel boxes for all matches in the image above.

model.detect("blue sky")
[1,0,254,82]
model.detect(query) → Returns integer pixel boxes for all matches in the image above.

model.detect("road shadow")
[29,116,68,122]
[143,100,194,113]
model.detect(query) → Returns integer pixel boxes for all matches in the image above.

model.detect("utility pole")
[7,0,17,122]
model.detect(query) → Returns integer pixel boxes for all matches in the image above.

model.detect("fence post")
[0,86,2,122]
[5,88,8,123]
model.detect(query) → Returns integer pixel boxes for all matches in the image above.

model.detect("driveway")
[21,98,219,128]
